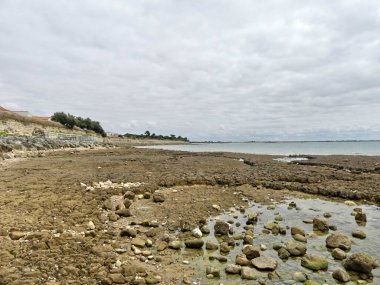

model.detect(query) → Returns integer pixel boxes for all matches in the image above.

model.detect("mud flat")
[0,146,379,284]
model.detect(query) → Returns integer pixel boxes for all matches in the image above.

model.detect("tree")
[144,131,151,137]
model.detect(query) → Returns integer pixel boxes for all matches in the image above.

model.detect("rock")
[120,228,137,238]
[225,264,241,274]
[301,254,328,271]
[243,234,253,245]
[184,239,204,249]
[212,204,221,211]
[274,215,283,221]
[205,241,218,250]
[344,200,356,206]
[157,241,168,251]
[313,217,329,233]
[206,266,220,278]
[323,212,332,218]
[200,225,210,234]
[145,275,161,284]
[115,209,132,217]
[123,199,132,209]
[326,232,352,250]
[288,201,297,208]
[240,267,257,280]
[192,228,202,238]
[343,253,379,274]
[124,191,135,200]
[87,221,95,230]
[305,280,320,285]
[293,272,307,282]
[303,219,313,224]
[293,234,307,243]
[247,212,258,224]
[143,192,151,199]
[251,257,277,271]
[9,231,26,240]
[109,273,126,284]
[235,255,251,266]
[152,192,165,202]
[355,213,367,223]
[131,238,146,248]
[260,244,267,251]
[214,220,230,236]
[286,240,307,256]
[332,268,350,283]
[242,245,260,259]
[278,248,290,259]
[332,248,347,260]
[168,241,182,250]
[352,230,366,239]
[291,226,305,236]
[220,243,230,253]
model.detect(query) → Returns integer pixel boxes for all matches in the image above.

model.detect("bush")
[51,112,106,136]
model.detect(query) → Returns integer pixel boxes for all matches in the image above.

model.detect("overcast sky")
[1,1,380,141]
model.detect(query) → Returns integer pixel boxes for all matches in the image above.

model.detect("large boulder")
[214,220,230,236]
[251,257,277,271]
[286,240,307,256]
[301,254,328,271]
[326,232,352,250]
[343,253,379,274]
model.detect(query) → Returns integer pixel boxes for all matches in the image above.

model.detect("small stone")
[344,200,356,206]
[240,266,257,280]
[251,256,277,271]
[153,192,165,202]
[293,272,307,282]
[242,245,260,259]
[200,225,210,234]
[212,204,221,211]
[332,248,347,260]
[214,220,230,236]
[123,198,132,209]
[168,240,182,250]
[131,238,146,248]
[332,268,350,283]
[184,239,204,249]
[303,219,313,224]
[313,217,329,233]
[115,209,132,217]
[247,212,258,224]
[293,234,307,243]
[220,242,230,253]
[9,231,26,240]
[352,230,366,239]
[355,212,367,223]
[157,241,168,251]
[291,226,305,236]
[326,232,352,250]
[120,228,137,238]
[278,248,291,259]
[206,241,218,250]
[235,255,251,266]
[286,240,307,256]
[225,264,241,274]
[206,266,220,278]
[301,254,328,271]
[87,221,95,230]
[192,228,202,238]
[260,244,267,251]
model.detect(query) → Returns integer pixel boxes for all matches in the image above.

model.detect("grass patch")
[0,131,12,137]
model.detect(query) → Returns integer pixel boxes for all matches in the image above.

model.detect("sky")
[1,0,380,141]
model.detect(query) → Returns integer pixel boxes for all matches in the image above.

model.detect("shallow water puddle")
[186,198,380,284]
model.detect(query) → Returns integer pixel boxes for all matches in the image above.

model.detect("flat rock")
[301,254,328,271]
[326,232,352,250]
[184,239,204,249]
[240,266,257,280]
[286,240,307,256]
[251,256,277,271]
[131,238,146,248]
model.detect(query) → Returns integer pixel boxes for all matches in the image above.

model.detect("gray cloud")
[1,0,380,141]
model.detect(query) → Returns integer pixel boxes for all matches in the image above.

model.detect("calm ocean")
[139,141,380,156]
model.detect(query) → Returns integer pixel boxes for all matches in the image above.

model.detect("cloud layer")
[1,0,380,141]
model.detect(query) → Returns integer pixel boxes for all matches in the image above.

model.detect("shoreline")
[0,145,379,284]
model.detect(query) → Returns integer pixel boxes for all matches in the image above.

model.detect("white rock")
[212,204,221,211]
[80,183,87,187]
[192,228,203,238]
[344,201,356,206]
[87,221,95,230]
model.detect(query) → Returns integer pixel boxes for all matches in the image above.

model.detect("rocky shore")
[0,145,379,284]
[0,136,111,160]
